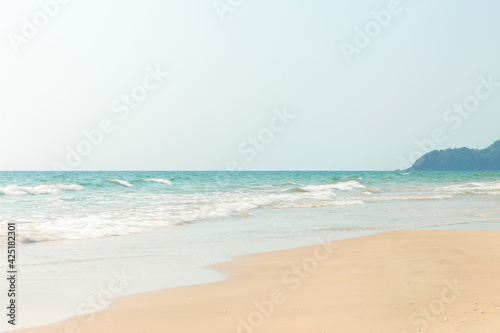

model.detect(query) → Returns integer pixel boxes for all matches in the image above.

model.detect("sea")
[1,171,500,331]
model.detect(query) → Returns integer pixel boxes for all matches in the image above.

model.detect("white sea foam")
[0,184,85,196]
[2,191,313,244]
[278,181,297,186]
[145,178,173,185]
[367,195,453,202]
[301,180,365,192]
[109,180,134,187]
[475,211,500,218]
[260,181,298,188]
[4,172,500,247]
[435,181,500,196]
[269,200,366,209]
[10,216,175,245]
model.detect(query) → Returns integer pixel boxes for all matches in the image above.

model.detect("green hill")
[407,140,500,171]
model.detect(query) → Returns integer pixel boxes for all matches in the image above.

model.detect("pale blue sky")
[1,0,499,170]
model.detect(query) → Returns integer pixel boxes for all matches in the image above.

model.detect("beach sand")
[16,231,500,333]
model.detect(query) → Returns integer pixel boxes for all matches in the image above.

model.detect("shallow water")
[1,171,500,331]
[1,171,500,245]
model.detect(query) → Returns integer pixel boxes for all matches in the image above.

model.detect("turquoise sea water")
[1,171,500,245]
[2,171,500,331]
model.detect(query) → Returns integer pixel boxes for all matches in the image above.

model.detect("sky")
[0,0,500,171]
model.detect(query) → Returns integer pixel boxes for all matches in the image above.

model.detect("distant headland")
[407,139,500,171]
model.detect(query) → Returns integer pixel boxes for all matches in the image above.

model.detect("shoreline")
[5,216,378,332]
[14,230,500,333]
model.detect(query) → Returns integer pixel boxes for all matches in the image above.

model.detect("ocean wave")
[174,189,346,222]
[108,180,134,187]
[284,187,308,193]
[259,181,299,188]
[1,217,181,245]
[277,181,297,186]
[0,187,351,245]
[436,181,500,195]
[300,180,365,192]
[0,184,85,196]
[361,188,380,195]
[144,178,173,185]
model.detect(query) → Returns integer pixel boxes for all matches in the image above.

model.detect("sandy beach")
[16,230,500,333]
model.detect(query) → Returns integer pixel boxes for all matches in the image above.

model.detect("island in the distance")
[407,139,500,171]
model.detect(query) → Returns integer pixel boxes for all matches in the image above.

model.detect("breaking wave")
[0,184,85,196]
[144,178,173,185]
[300,180,365,192]
[108,180,134,187]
